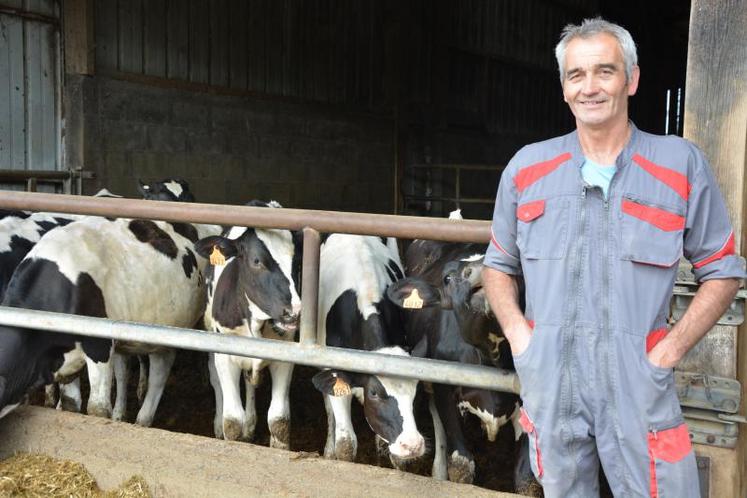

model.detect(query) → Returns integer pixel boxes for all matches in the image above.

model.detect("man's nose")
[581,75,600,94]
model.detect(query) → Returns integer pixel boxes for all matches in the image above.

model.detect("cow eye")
[369,388,380,399]
[443,274,452,285]
[252,257,262,268]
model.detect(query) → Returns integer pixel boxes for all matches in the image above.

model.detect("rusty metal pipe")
[299,227,320,345]
[0,191,491,243]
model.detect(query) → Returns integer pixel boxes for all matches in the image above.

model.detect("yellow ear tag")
[332,376,352,397]
[210,246,226,266]
[403,289,424,309]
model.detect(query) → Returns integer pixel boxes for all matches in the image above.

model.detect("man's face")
[562,33,639,130]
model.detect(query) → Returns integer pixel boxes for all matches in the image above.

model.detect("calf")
[0,180,220,425]
[313,234,426,463]
[386,211,524,484]
[193,200,302,449]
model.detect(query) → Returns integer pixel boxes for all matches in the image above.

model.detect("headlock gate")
[0,190,520,394]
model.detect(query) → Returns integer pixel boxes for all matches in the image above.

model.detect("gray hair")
[555,17,638,83]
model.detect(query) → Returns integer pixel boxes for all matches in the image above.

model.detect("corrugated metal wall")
[94,0,387,111]
[0,0,61,178]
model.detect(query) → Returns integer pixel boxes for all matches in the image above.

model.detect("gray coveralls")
[484,124,746,497]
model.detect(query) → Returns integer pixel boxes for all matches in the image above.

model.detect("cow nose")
[391,433,425,458]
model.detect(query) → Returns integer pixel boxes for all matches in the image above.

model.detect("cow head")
[138,178,195,202]
[388,254,505,365]
[456,387,522,442]
[312,346,426,460]
[194,201,302,336]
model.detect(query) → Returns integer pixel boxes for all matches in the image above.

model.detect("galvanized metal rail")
[0,191,518,394]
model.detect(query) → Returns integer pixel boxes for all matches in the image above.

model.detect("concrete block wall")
[70,75,394,214]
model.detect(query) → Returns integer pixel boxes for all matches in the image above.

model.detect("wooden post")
[683,1,747,497]
[63,0,94,75]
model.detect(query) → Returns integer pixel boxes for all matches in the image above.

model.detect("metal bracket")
[682,407,739,448]
[676,372,741,413]
[672,286,746,326]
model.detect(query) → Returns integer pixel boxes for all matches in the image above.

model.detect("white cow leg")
[242,373,257,441]
[208,354,224,438]
[323,395,336,458]
[137,355,148,404]
[267,361,294,450]
[214,353,245,441]
[112,353,129,421]
[429,394,448,480]
[329,394,357,461]
[135,349,176,427]
[58,378,82,413]
[86,355,113,419]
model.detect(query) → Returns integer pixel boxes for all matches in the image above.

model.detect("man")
[483,18,745,498]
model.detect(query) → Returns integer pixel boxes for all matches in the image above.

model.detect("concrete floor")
[0,406,521,497]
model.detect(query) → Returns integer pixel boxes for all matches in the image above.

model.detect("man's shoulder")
[634,129,708,173]
[507,131,577,173]
[636,129,703,156]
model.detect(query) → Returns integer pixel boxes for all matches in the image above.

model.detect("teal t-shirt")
[581,158,616,198]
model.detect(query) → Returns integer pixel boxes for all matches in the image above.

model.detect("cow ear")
[410,336,428,358]
[387,278,443,310]
[137,179,150,198]
[312,370,359,397]
[194,236,238,263]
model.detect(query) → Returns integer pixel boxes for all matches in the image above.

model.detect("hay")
[0,453,151,498]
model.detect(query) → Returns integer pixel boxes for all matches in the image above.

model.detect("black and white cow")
[0,180,220,424]
[386,211,523,484]
[312,234,426,463]
[193,200,302,449]
[0,189,123,411]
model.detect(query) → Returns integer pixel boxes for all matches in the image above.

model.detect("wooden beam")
[683,2,747,497]
[63,0,94,75]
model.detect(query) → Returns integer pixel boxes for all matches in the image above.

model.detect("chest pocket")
[516,197,570,260]
[620,195,684,267]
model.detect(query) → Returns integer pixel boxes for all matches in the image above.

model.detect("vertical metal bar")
[299,226,320,345]
[455,166,460,210]
[26,177,37,192]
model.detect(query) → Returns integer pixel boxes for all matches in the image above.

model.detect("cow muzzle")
[388,432,426,460]
[272,308,300,337]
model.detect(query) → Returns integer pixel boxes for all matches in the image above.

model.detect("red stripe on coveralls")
[519,408,544,478]
[490,228,512,257]
[648,424,692,497]
[621,199,685,232]
[693,232,736,269]
[632,154,691,201]
[646,328,668,353]
[514,152,572,192]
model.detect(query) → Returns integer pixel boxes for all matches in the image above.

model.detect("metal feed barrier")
[0,191,520,394]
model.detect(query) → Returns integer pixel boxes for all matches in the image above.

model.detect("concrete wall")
[67,75,394,213]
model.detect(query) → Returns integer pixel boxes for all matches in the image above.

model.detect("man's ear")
[194,236,238,264]
[627,65,640,96]
[386,278,443,310]
[312,370,361,397]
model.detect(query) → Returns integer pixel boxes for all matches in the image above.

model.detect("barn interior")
[1,0,690,219]
[9,1,747,497]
